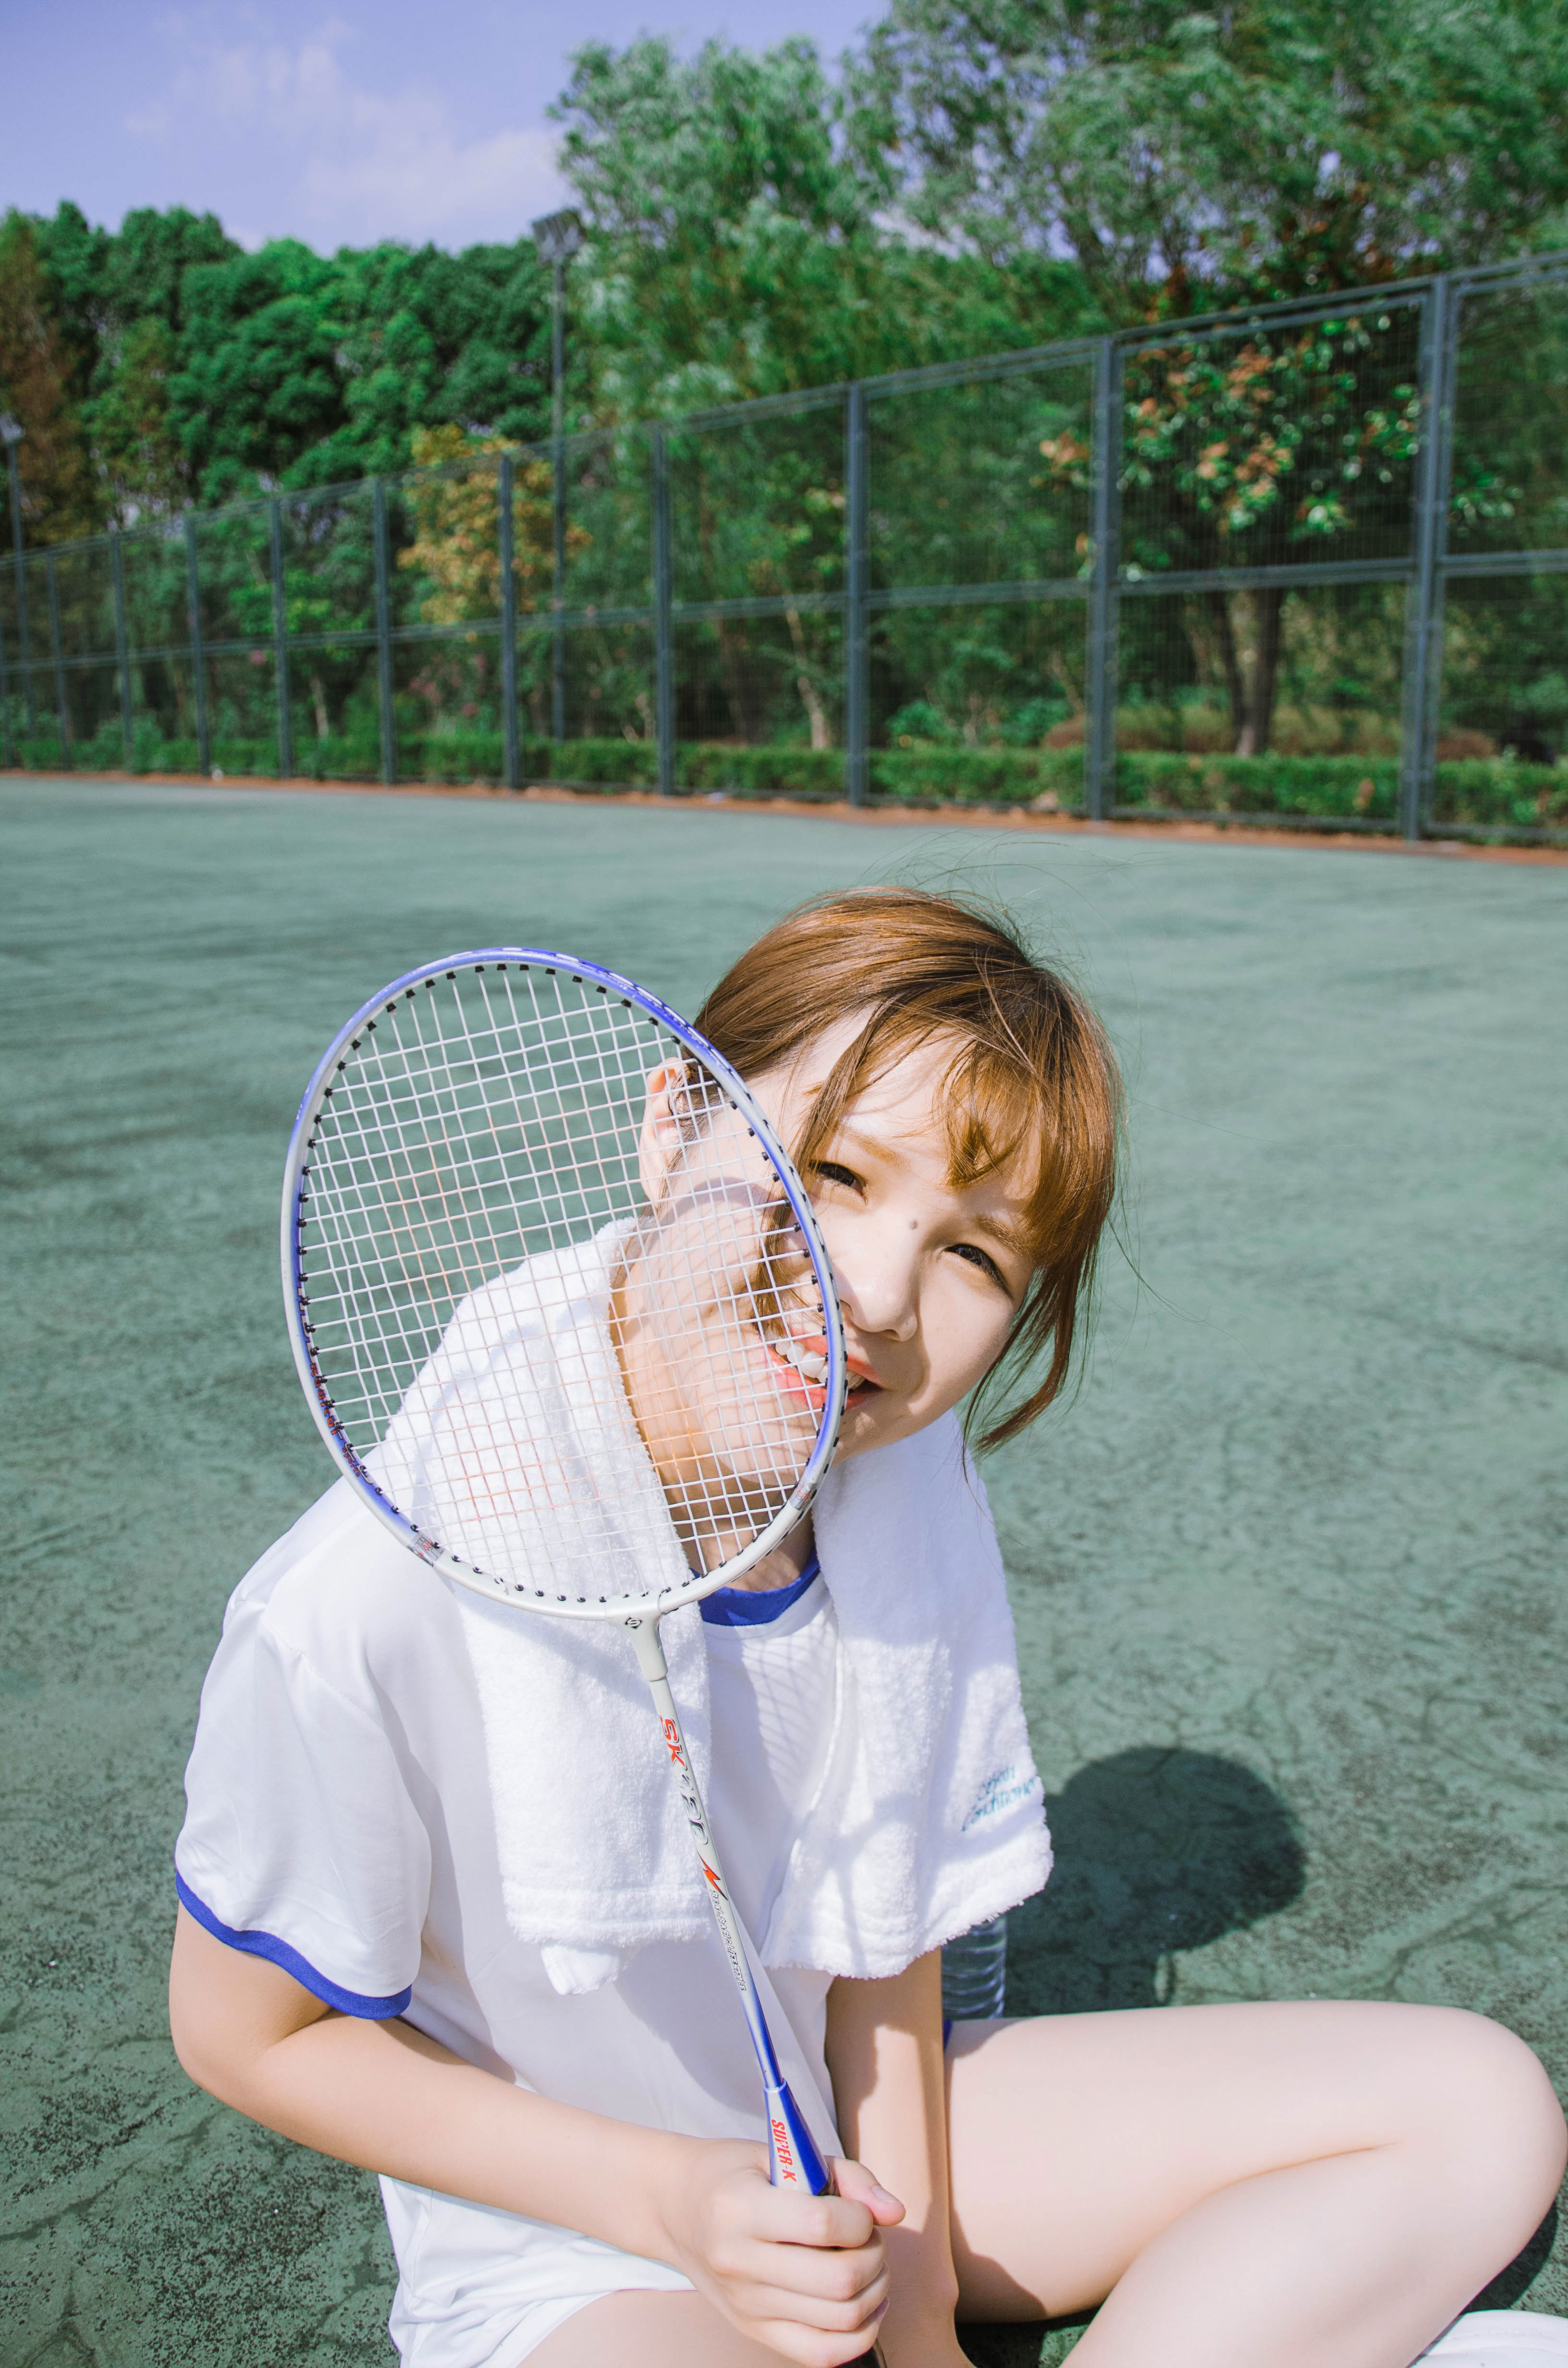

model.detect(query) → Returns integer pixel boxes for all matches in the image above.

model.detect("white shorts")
[382,2177,694,2368]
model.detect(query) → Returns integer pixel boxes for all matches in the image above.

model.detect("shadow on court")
[2,780,1565,2367]
[1014,1747,1307,2014]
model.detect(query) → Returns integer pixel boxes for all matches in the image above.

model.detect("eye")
[947,1241,1010,1291]
[811,1160,863,1194]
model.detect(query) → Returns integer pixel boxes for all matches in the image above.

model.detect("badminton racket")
[281,950,845,2195]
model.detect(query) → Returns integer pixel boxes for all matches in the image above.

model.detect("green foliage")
[0,213,99,542]
[31,702,1566,835]
[850,0,1568,318]
[171,241,347,502]
[0,204,552,525]
[24,203,239,520]
[303,240,552,484]
[1116,750,1400,820]
[1431,758,1568,829]
[553,35,1100,420]
[88,317,189,517]
[6,3,1566,540]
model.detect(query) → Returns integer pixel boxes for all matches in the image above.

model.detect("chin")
[834,1391,916,1460]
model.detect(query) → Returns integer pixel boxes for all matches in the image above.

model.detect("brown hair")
[694,887,1122,1452]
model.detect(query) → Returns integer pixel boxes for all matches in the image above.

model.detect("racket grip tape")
[765,2077,833,2195]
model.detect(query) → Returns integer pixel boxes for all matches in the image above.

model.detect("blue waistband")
[699,1555,821,1627]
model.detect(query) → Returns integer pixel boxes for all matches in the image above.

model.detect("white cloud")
[127,17,572,247]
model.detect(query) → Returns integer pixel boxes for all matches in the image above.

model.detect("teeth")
[770,1334,828,1383]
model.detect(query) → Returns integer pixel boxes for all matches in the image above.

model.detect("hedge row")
[10,726,1566,832]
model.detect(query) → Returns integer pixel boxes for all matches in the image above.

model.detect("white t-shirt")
[175,1493,841,2368]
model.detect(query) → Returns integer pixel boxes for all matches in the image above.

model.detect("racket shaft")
[627,1617,832,2196]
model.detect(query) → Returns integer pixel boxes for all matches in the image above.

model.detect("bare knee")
[1402,2008,1565,2224]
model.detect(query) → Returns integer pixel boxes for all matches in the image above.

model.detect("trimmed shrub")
[870,744,1082,804]
[29,727,1567,834]
[1431,760,1568,830]
[1116,752,1400,822]
[676,743,840,796]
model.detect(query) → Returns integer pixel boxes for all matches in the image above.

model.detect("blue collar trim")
[699,1555,821,1627]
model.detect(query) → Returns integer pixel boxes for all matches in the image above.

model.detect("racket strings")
[296,965,827,1602]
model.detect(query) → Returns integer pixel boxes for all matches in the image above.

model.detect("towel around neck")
[391,1232,1052,1986]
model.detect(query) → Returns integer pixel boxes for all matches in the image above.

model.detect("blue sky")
[5,0,877,251]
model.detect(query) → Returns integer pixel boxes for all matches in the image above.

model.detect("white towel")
[388,1230,1051,1988]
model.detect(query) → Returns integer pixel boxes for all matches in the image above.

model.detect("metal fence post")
[110,528,133,768]
[551,452,567,751]
[1086,336,1122,821]
[1398,275,1456,841]
[6,462,34,741]
[184,516,210,775]
[652,427,675,796]
[498,456,520,790]
[844,382,870,806]
[269,498,293,779]
[45,554,72,766]
[538,234,576,750]
[371,479,396,786]
[0,603,12,769]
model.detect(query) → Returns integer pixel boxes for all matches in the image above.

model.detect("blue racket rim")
[280,948,847,1616]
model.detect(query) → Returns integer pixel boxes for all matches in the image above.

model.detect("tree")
[397,424,564,624]
[168,241,349,504]
[27,202,236,523]
[553,34,1098,421]
[1032,309,1424,749]
[849,0,1568,319]
[331,243,551,477]
[0,213,98,543]
[86,317,188,518]
[550,32,1099,752]
[853,0,1568,750]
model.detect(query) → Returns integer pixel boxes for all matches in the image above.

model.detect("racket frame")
[281,948,846,1617]
[281,948,844,2194]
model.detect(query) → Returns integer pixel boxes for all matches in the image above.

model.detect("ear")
[637,1062,688,1202]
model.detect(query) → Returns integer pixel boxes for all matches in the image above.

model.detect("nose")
[833,1240,919,1344]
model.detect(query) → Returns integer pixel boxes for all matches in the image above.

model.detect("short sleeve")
[175,1593,431,2018]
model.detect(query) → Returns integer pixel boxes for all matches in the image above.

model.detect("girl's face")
[751,1019,1038,1464]
[619,1018,1038,1571]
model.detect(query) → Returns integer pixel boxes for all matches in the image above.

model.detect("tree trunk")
[784,601,831,750]
[714,621,756,742]
[1235,587,1285,756]
[1205,591,1247,747]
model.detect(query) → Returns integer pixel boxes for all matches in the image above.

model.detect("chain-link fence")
[3,253,1566,840]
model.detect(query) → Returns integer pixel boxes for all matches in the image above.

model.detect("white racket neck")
[625,1615,829,2193]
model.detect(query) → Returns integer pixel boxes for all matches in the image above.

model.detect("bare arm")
[170,1905,898,2365]
[170,1904,688,2245]
[825,1949,966,2368]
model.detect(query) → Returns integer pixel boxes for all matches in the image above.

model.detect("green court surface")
[2,779,1565,2368]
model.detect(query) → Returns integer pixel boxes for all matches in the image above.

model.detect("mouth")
[760,1330,880,1407]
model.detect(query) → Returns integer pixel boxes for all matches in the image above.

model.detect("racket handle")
[765,2077,833,2195]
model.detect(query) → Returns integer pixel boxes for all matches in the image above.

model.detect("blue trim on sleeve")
[699,1556,821,1628]
[175,1871,413,2020]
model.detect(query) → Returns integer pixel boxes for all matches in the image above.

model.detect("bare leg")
[527,2288,784,2366]
[947,2000,1566,2368]
[529,2001,1563,2368]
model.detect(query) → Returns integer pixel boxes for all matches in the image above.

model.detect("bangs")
[808,1020,1100,1274]
[938,1038,1052,1249]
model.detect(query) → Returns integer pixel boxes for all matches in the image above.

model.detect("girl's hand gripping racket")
[281,951,845,2195]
